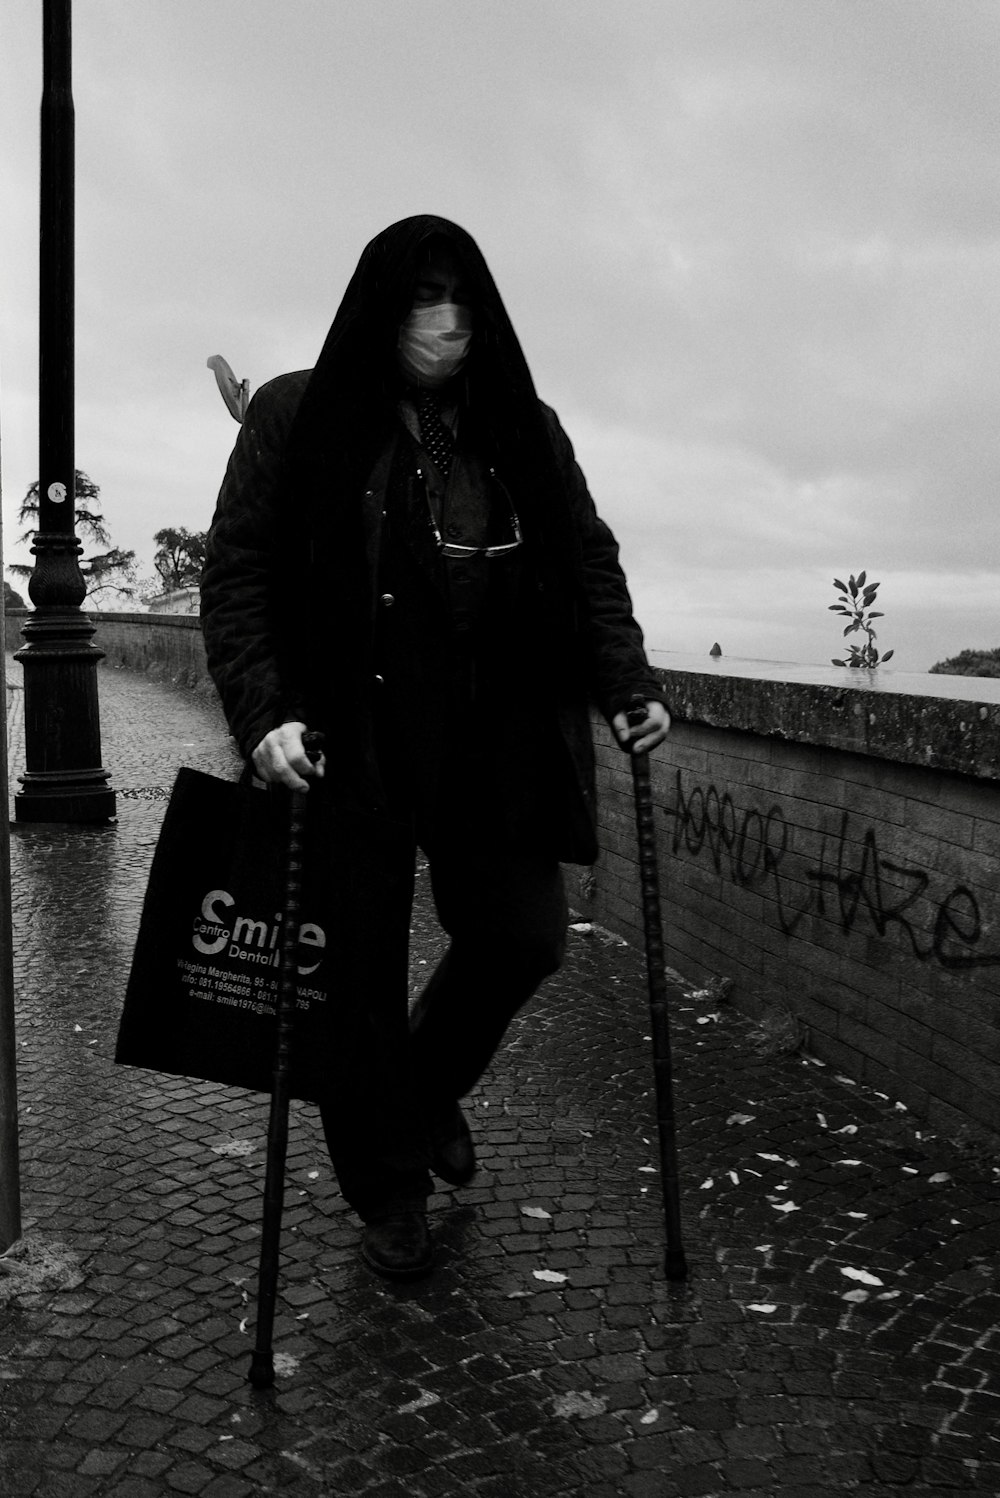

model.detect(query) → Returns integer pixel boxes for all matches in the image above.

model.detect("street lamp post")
[14,0,115,824]
[0,585,21,1252]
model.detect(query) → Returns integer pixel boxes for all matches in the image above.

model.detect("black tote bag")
[115,768,413,1103]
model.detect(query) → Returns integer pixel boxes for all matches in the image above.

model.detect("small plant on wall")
[830,572,894,668]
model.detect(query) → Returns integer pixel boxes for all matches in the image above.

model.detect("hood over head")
[300,214,532,403]
[282,215,571,529]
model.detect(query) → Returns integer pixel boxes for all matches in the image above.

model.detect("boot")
[361,1210,433,1280]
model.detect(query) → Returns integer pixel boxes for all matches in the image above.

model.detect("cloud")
[1,0,996,676]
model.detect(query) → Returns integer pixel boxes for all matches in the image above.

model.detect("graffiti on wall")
[661,771,1000,970]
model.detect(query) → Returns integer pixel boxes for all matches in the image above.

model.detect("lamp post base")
[14,772,116,824]
[13,608,116,825]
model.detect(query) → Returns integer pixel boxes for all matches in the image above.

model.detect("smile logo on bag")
[191,888,326,976]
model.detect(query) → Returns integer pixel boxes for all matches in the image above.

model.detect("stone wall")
[6,610,212,694]
[569,654,1000,1143]
[75,612,211,694]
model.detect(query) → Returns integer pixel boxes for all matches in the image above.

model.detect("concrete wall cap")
[649,652,1000,782]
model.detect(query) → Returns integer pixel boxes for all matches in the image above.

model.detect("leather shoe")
[430,1103,477,1186]
[361,1211,433,1281]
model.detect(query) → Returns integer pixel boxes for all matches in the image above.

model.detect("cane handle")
[625,693,647,729]
[302,730,325,766]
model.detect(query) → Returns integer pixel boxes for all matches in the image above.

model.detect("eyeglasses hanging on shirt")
[415,464,523,559]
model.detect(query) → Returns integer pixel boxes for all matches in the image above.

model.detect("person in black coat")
[201,214,669,1278]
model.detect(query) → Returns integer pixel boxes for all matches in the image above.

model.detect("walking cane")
[248,732,324,1390]
[625,697,688,1281]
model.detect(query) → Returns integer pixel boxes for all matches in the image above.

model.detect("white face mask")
[397,301,473,388]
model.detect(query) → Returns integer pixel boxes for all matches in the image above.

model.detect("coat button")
[380,592,395,608]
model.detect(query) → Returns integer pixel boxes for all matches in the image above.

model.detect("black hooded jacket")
[201,215,665,864]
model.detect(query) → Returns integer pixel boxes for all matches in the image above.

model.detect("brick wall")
[568,655,1000,1143]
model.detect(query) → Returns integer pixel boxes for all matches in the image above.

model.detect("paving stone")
[63,1409,130,1444]
[104,1482,165,1498]
[201,1478,256,1498]
[130,1452,177,1479]
[721,1456,773,1487]
[35,1475,102,1498]
[76,1447,127,1477]
[163,1459,217,1494]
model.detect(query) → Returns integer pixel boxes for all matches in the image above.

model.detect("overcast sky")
[2,0,997,671]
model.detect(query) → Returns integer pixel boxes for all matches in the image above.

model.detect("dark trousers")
[319,825,567,1222]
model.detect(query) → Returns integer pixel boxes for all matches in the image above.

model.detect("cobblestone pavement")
[1,656,999,1497]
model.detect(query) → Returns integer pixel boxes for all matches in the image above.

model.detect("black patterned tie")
[416,390,455,479]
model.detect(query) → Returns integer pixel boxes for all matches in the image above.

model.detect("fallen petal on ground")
[841,1267,884,1286]
[552,1390,608,1420]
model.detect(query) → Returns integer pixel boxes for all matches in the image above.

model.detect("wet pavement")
[1,654,999,1497]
